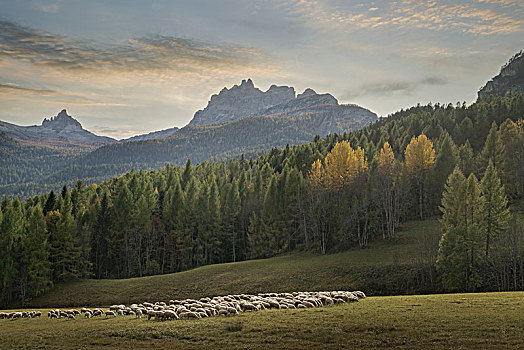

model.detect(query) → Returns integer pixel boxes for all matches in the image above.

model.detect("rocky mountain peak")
[189,79,296,126]
[297,88,317,99]
[42,109,82,130]
[478,51,524,99]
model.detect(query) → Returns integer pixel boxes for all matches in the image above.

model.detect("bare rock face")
[187,79,377,135]
[189,79,296,126]
[478,51,524,99]
[0,109,115,147]
[41,109,82,130]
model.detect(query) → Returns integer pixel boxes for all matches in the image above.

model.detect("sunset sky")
[1,0,523,139]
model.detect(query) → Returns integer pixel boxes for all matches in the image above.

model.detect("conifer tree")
[50,189,81,281]
[0,198,23,306]
[458,140,474,176]
[480,161,510,257]
[430,132,458,213]
[224,181,241,262]
[21,205,52,301]
[43,191,56,215]
[437,169,483,291]
[91,192,110,278]
[477,122,503,175]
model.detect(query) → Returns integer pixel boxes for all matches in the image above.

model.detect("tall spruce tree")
[437,169,483,291]
[21,205,52,302]
[477,122,503,175]
[480,161,510,257]
[0,198,23,306]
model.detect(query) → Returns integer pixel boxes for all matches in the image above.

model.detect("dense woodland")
[1,94,523,306]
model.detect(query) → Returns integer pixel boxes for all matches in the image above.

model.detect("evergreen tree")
[430,132,458,213]
[0,198,23,306]
[480,161,510,257]
[477,122,503,175]
[437,169,483,291]
[91,192,110,278]
[182,158,193,189]
[458,140,474,176]
[223,181,241,262]
[50,189,81,281]
[21,205,52,302]
[43,191,56,215]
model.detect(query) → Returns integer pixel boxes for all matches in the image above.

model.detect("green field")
[27,219,442,308]
[1,292,522,349]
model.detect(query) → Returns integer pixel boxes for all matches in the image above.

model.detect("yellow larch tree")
[377,142,395,175]
[323,141,368,190]
[404,134,435,219]
[405,135,435,176]
[308,158,324,189]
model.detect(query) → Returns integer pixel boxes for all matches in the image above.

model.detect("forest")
[0,94,523,307]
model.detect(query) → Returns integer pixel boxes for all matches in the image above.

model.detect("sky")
[0,0,523,139]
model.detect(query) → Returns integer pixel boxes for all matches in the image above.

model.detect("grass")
[27,219,442,308]
[1,292,522,349]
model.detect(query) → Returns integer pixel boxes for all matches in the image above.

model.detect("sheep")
[163,310,178,320]
[135,309,143,319]
[92,309,103,317]
[104,310,117,318]
[353,291,366,299]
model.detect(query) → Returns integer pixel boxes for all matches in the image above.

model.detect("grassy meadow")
[26,219,442,308]
[1,292,522,349]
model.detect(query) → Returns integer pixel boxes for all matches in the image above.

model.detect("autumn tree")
[323,141,367,190]
[374,142,404,238]
[405,134,435,220]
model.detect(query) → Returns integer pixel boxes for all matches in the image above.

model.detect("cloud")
[89,126,138,139]
[0,83,57,95]
[0,20,275,75]
[344,76,447,99]
[30,0,61,13]
[0,82,128,106]
[277,0,524,35]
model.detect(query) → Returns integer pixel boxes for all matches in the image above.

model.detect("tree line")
[1,95,523,306]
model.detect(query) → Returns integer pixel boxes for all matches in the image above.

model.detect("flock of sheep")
[1,290,366,321]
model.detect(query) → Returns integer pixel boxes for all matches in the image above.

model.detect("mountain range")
[0,80,378,197]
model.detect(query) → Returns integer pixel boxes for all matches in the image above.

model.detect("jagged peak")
[42,109,82,129]
[297,88,317,99]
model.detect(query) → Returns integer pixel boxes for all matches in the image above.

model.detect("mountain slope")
[120,127,179,142]
[37,108,376,188]
[478,51,524,99]
[0,109,115,150]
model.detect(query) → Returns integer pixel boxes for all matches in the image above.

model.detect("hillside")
[478,51,524,99]
[120,126,180,142]
[27,219,441,308]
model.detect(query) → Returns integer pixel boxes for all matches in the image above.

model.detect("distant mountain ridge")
[120,127,180,142]
[1,79,378,197]
[189,79,296,126]
[478,51,524,99]
[0,109,115,149]
[188,79,371,128]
